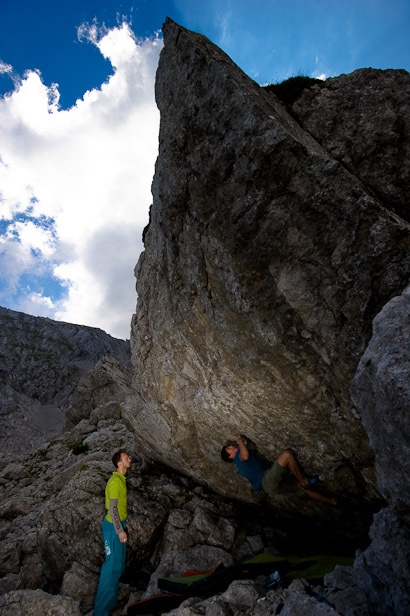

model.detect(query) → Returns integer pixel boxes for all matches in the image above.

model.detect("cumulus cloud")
[0,22,162,339]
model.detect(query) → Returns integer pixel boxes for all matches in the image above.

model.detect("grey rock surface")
[291,68,410,222]
[280,589,338,615]
[0,306,131,461]
[127,19,410,521]
[351,289,410,614]
[0,588,81,615]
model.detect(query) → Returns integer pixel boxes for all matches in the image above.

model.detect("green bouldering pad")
[245,552,355,582]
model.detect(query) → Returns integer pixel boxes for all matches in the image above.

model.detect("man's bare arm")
[236,437,249,461]
[109,499,123,535]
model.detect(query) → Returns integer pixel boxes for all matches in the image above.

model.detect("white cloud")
[21,292,56,316]
[12,219,56,257]
[0,61,13,74]
[0,22,162,339]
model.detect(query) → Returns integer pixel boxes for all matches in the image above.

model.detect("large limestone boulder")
[126,19,410,516]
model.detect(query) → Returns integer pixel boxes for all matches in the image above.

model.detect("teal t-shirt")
[234,451,266,491]
[105,471,127,521]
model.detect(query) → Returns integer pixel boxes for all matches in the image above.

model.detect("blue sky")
[0,0,409,338]
[2,1,409,108]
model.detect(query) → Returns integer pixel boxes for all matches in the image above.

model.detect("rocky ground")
[0,356,375,616]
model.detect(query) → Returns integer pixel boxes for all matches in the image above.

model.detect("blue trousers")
[94,518,127,616]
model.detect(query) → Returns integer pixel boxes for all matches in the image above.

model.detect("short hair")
[112,449,128,469]
[221,445,234,463]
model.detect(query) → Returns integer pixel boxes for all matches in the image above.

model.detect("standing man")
[94,449,132,616]
[221,437,337,505]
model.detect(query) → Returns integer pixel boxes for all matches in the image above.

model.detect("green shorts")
[262,461,298,495]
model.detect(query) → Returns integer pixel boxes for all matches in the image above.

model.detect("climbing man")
[221,437,337,505]
[94,449,132,616]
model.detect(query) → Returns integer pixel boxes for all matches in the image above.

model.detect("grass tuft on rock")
[265,75,323,106]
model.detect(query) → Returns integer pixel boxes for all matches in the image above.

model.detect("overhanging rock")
[125,19,410,521]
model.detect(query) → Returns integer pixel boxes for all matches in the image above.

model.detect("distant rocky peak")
[0,305,131,462]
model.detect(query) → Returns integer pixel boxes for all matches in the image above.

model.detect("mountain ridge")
[0,305,131,462]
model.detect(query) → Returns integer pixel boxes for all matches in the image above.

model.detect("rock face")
[291,68,410,223]
[0,306,131,461]
[351,289,410,614]
[123,18,410,614]
[127,17,410,521]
